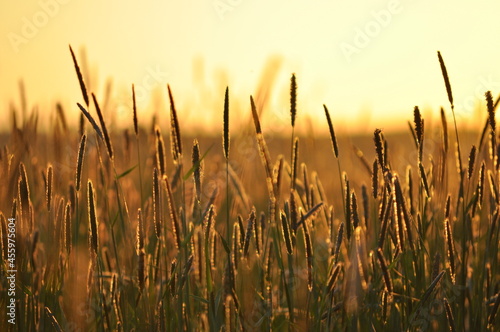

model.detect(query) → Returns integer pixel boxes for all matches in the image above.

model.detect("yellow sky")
[1,0,500,134]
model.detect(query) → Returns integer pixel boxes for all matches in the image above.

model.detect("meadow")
[0,49,499,331]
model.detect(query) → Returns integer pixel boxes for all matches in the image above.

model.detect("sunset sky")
[1,0,499,134]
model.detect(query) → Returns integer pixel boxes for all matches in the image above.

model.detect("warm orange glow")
[1,1,499,134]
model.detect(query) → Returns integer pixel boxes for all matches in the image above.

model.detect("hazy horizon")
[1,0,499,134]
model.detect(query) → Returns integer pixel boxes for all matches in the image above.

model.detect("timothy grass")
[0,50,499,332]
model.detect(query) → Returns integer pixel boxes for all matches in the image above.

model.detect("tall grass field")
[0,49,499,331]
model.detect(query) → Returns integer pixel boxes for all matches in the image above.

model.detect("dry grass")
[0,50,499,332]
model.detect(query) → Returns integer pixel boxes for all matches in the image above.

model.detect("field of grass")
[0,50,499,331]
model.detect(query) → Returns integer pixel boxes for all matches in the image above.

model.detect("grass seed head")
[87,180,98,257]
[155,127,166,176]
[374,129,385,171]
[69,45,89,107]
[344,174,351,240]
[444,218,456,284]
[486,90,495,132]
[413,106,424,145]
[254,212,264,256]
[280,210,293,255]
[132,84,138,136]
[192,139,203,200]
[168,84,183,161]
[351,191,360,229]
[232,222,240,270]
[165,175,181,249]
[18,162,30,224]
[437,51,454,108]
[153,168,162,238]
[243,208,256,258]
[64,202,71,254]
[290,73,297,128]
[324,104,339,158]
[136,208,144,252]
[204,205,215,240]
[478,162,485,207]
[46,164,53,212]
[250,95,262,135]
[334,222,344,263]
[92,93,114,159]
[468,145,476,180]
[223,87,230,160]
